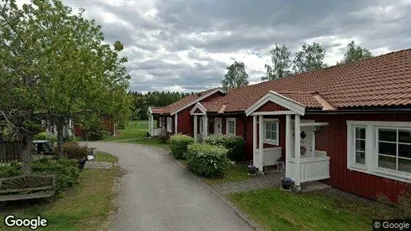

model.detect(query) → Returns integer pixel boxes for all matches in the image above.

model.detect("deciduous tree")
[339,41,372,64]
[0,0,130,170]
[293,42,327,74]
[222,61,249,91]
[263,44,292,81]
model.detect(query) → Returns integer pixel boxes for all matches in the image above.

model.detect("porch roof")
[150,88,224,115]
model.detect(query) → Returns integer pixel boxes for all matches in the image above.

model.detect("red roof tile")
[202,48,411,112]
[151,88,222,115]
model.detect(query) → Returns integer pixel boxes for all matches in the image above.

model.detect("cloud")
[49,0,411,91]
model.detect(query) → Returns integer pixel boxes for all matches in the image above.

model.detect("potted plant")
[247,165,259,174]
[281,177,294,190]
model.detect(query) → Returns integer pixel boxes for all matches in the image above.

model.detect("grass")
[205,164,251,185]
[228,188,393,231]
[95,151,119,163]
[0,165,118,230]
[104,120,170,151]
[104,120,150,141]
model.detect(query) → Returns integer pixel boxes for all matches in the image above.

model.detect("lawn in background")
[228,187,392,231]
[104,120,149,141]
[0,154,119,230]
[104,120,170,151]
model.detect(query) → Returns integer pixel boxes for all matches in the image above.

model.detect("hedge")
[186,143,231,178]
[204,134,245,161]
[169,134,194,159]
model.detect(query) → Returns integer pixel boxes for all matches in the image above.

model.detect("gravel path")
[85,142,253,231]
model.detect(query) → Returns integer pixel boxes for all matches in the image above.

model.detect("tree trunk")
[57,118,65,158]
[21,131,33,175]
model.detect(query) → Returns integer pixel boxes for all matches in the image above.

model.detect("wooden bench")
[0,175,56,202]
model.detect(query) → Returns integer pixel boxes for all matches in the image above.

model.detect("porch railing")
[152,128,162,137]
[287,156,330,182]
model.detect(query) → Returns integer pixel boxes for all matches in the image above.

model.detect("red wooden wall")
[304,112,411,201]
[74,116,115,137]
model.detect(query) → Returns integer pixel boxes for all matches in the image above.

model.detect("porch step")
[301,181,331,192]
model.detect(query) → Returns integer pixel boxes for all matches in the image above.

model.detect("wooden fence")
[0,142,23,163]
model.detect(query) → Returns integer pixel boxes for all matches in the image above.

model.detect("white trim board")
[190,102,207,115]
[245,91,306,116]
[171,88,224,115]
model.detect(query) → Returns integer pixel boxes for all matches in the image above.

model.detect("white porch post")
[258,115,264,172]
[174,114,178,134]
[149,115,153,136]
[194,115,198,142]
[294,114,301,188]
[253,115,257,167]
[312,129,315,158]
[285,114,292,177]
[203,115,208,139]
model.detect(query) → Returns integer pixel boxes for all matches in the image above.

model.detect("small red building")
[150,49,411,201]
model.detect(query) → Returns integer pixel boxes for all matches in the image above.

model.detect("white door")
[214,118,222,134]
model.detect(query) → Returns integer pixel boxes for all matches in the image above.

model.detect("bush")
[169,134,194,159]
[31,158,80,193]
[205,134,245,161]
[62,142,88,159]
[378,186,411,219]
[0,161,22,178]
[85,129,109,141]
[117,122,126,130]
[186,143,231,178]
[34,132,57,145]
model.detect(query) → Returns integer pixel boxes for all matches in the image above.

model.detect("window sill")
[264,140,278,146]
[348,165,411,183]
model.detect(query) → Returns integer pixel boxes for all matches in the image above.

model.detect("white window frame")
[263,119,279,145]
[226,118,236,135]
[347,120,411,183]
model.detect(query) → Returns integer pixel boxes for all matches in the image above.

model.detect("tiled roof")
[151,88,222,115]
[202,48,411,113]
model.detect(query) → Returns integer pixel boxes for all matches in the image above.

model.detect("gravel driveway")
[86,142,253,231]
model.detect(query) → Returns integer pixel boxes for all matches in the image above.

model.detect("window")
[353,126,366,165]
[347,121,411,183]
[264,120,279,145]
[226,118,236,135]
[377,128,411,174]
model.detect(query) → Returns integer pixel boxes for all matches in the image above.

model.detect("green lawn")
[95,151,119,163]
[228,188,392,231]
[104,120,150,141]
[104,120,170,151]
[0,167,118,230]
[205,164,251,185]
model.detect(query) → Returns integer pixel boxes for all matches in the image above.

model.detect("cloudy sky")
[22,0,411,92]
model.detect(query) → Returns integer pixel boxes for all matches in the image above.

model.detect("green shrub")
[169,134,194,159]
[205,134,245,161]
[85,129,109,141]
[0,161,22,178]
[31,158,80,193]
[186,143,231,178]
[34,132,57,145]
[62,142,88,159]
[117,122,126,130]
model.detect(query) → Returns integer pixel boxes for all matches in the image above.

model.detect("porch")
[246,91,331,188]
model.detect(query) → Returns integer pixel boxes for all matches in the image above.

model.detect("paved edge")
[153,146,264,231]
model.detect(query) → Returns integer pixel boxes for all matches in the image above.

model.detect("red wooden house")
[149,49,411,201]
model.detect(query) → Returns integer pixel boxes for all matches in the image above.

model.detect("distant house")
[149,48,411,201]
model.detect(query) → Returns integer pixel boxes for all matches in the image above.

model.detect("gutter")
[306,106,411,114]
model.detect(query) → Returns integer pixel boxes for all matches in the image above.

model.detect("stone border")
[156,147,264,231]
